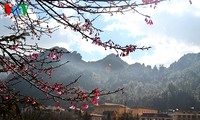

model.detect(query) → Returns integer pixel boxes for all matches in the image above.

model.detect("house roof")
[132,107,157,111]
[173,111,200,115]
[99,103,130,108]
[90,113,103,117]
[141,113,171,118]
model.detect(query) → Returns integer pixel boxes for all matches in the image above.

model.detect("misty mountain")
[3,47,200,111]
[169,53,200,72]
[88,53,128,71]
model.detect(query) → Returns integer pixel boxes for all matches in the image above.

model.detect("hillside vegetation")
[4,47,200,111]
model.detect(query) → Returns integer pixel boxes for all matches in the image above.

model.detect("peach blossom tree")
[0,0,181,119]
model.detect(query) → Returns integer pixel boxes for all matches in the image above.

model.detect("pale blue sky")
[0,0,200,67]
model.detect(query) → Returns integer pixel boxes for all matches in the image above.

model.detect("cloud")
[102,0,200,67]
[136,35,200,67]
[156,0,200,16]
[1,0,199,67]
[121,55,137,64]
[26,21,116,61]
[24,0,200,66]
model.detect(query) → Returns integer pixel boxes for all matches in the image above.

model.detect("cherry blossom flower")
[32,101,36,105]
[145,18,153,25]
[82,104,89,109]
[94,89,100,96]
[48,70,53,78]
[91,88,100,106]
[91,97,99,106]
[31,73,37,77]
[56,104,61,109]
[62,13,67,19]
[22,67,28,71]
[142,0,147,4]
[69,105,76,109]
[24,97,31,103]
[0,87,5,92]
[29,63,34,67]
[47,53,56,59]
[3,95,10,100]
[148,20,153,25]
[29,53,39,59]
[57,90,62,95]
[34,79,39,84]
[92,38,102,46]
[9,44,18,50]
[57,53,63,59]
[52,83,60,90]
[89,28,93,35]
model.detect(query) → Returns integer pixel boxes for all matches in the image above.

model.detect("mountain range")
[3,47,200,111]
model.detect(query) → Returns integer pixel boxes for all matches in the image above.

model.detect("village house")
[172,110,200,120]
[90,113,103,120]
[93,103,131,115]
[93,103,131,120]
[140,113,172,120]
[92,103,158,120]
[131,107,158,117]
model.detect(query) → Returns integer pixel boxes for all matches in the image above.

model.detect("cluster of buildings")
[20,102,200,120]
[90,103,200,120]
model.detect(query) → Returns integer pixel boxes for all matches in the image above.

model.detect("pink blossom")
[91,88,100,106]
[48,70,53,77]
[145,18,153,25]
[57,90,62,95]
[62,13,67,19]
[41,84,49,91]
[47,53,56,59]
[22,67,28,71]
[91,97,99,106]
[58,53,63,59]
[89,28,93,35]
[31,73,37,77]
[147,20,153,25]
[29,53,39,59]
[34,79,39,84]
[9,44,18,50]
[32,101,36,105]
[52,83,60,90]
[142,0,153,4]
[0,87,5,92]
[82,104,89,109]
[93,88,100,96]
[142,0,146,4]
[24,98,30,103]
[92,39,102,46]
[69,105,76,109]
[56,104,61,109]
[29,63,34,67]
[94,91,100,97]
[3,95,10,100]
[91,99,99,106]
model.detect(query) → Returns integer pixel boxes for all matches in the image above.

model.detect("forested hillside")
[3,47,200,111]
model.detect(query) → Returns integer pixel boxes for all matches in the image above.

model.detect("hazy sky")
[0,0,200,67]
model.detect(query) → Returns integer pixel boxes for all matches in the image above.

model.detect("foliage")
[8,51,200,112]
[81,112,92,120]
[118,113,135,120]
[0,99,22,120]
[22,110,80,120]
